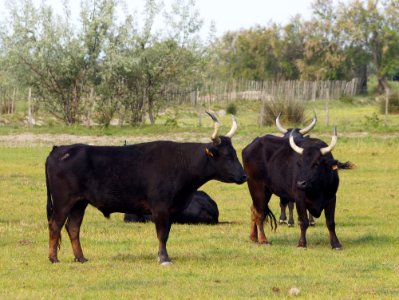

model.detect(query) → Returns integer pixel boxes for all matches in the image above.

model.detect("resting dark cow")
[242,126,353,249]
[275,112,316,227]
[45,112,246,265]
[123,190,219,224]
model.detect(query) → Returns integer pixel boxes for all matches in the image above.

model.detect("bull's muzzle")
[296,180,309,190]
[236,174,248,184]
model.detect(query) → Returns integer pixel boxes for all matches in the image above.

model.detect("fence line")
[167,78,363,105]
[0,79,364,124]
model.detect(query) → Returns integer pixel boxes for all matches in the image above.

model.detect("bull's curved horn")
[320,127,337,155]
[206,111,221,145]
[225,115,238,138]
[289,131,304,155]
[275,112,288,134]
[299,111,317,134]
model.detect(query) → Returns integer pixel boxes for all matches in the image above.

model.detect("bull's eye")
[313,162,320,168]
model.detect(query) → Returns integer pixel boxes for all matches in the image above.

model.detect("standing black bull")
[123,190,219,224]
[45,112,247,265]
[275,112,316,227]
[242,127,352,249]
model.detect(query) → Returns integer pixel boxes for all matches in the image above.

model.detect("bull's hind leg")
[153,210,172,265]
[287,201,295,227]
[248,180,272,245]
[65,200,88,262]
[309,213,315,227]
[279,198,288,225]
[280,198,295,227]
[48,209,69,263]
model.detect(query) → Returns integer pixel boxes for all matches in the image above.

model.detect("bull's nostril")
[297,180,307,188]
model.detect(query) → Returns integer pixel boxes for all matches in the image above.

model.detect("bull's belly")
[85,191,151,216]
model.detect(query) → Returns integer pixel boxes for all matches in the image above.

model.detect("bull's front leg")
[287,200,295,227]
[153,210,172,265]
[324,196,342,250]
[295,200,309,248]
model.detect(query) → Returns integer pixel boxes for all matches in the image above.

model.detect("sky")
[191,0,315,36]
[0,0,316,38]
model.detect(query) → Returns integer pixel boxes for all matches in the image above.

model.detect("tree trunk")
[148,97,155,125]
[358,64,368,94]
[28,88,33,127]
[377,77,388,94]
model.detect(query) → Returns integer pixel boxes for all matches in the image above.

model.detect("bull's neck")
[177,142,216,190]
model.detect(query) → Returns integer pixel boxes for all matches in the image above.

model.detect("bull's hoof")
[49,257,60,263]
[259,241,272,246]
[332,245,342,250]
[279,219,287,225]
[74,257,88,263]
[309,222,315,227]
[249,235,258,243]
[297,243,307,249]
[287,223,294,228]
[297,246,307,250]
[158,255,172,265]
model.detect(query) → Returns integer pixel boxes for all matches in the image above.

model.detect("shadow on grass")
[111,253,157,263]
[344,233,394,247]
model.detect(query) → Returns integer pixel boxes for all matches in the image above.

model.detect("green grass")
[1,100,399,299]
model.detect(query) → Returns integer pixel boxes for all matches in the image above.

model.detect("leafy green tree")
[296,0,347,80]
[1,0,117,124]
[337,0,399,93]
[117,0,204,125]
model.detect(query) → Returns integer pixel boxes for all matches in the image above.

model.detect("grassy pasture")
[1,100,399,299]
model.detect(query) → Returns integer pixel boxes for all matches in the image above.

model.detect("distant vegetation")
[0,0,399,126]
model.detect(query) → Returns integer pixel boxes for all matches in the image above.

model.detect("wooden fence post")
[325,89,330,127]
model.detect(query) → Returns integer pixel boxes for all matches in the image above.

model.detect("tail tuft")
[45,161,53,221]
[265,206,277,231]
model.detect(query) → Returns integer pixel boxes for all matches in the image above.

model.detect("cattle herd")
[45,111,353,265]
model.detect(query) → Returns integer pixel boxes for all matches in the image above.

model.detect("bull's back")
[242,135,287,178]
[46,144,151,214]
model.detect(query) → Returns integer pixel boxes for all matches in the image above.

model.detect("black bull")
[123,190,219,224]
[275,112,317,227]
[45,113,246,265]
[242,128,353,249]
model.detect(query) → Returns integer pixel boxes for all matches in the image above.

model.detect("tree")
[337,0,399,93]
[296,0,347,80]
[1,0,117,124]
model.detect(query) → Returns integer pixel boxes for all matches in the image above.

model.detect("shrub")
[260,96,306,126]
[226,103,237,115]
[379,92,399,114]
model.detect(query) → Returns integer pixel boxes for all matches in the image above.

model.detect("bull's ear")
[327,159,339,171]
[205,147,215,158]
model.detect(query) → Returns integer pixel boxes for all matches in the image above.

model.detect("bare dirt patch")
[0,133,211,147]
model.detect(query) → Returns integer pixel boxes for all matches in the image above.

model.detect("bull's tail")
[45,161,53,222]
[265,204,277,231]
